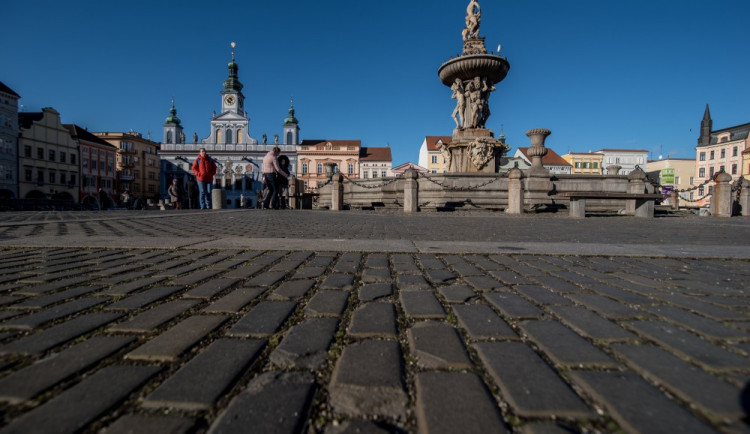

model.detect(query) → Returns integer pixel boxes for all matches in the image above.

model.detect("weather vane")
[231,41,236,60]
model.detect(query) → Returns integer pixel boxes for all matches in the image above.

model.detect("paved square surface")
[0,209,747,433]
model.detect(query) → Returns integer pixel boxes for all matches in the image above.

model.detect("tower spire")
[223,41,243,92]
[699,103,712,147]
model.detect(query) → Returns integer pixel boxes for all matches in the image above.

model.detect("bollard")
[288,176,298,209]
[403,169,419,213]
[739,179,750,217]
[331,174,344,211]
[710,172,732,217]
[626,168,650,217]
[212,188,227,210]
[506,168,524,214]
[670,190,679,211]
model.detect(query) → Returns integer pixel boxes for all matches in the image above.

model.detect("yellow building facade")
[561,152,603,175]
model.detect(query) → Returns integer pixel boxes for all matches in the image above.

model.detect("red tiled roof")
[300,140,361,148]
[64,124,118,149]
[517,147,572,167]
[359,147,392,161]
[424,136,452,151]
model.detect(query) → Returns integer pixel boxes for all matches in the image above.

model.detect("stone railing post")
[331,173,344,211]
[211,188,226,209]
[288,176,298,209]
[525,128,550,176]
[670,190,679,211]
[711,172,733,217]
[739,179,750,217]
[627,168,651,217]
[403,169,419,213]
[506,168,524,214]
[607,165,622,175]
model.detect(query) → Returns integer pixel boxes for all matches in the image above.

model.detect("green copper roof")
[223,55,244,92]
[283,104,298,126]
[164,103,181,125]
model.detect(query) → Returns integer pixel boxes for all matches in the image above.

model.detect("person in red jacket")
[191,148,217,209]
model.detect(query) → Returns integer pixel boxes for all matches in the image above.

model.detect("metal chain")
[340,174,400,189]
[679,192,712,203]
[421,171,509,191]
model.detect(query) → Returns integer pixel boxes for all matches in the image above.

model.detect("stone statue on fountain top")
[462,0,481,41]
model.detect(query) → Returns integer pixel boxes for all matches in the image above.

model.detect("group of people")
[167,146,290,210]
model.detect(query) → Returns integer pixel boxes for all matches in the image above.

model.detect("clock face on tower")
[224,95,235,106]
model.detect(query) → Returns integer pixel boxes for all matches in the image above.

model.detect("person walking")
[168,179,184,210]
[192,148,217,210]
[276,155,291,209]
[262,146,289,209]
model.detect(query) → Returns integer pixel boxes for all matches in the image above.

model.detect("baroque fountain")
[437,0,510,173]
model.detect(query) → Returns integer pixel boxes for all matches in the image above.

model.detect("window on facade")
[698,168,705,177]
[24,168,31,182]
[574,162,581,168]
[83,158,88,169]
[381,171,387,178]
[720,137,728,143]
[689,177,694,185]
[732,147,738,157]
[69,174,76,185]
[60,152,66,163]
[363,171,369,179]
[71,154,76,164]
[348,164,353,175]
[708,186,714,195]
[675,176,680,184]
[48,170,55,184]
[91,160,97,170]
[302,163,308,174]
[720,149,725,159]
[317,164,322,174]
[226,129,233,144]
[593,162,598,169]
[699,152,705,161]
[60,172,66,184]
[37,148,44,159]
[431,155,438,164]
[372,171,379,178]
[709,167,715,177]
[710,150,714,160]
[286,132,293,145]
[719,165,725,173]
[166,131,173,144]
[148,172,155,180]
[148,185,155,193]
[134,170,140,177]
[431,169,437,174]
[23,145,30,157]
[732,164,737,175]
[698,186,704,196]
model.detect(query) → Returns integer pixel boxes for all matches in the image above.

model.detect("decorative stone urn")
[438,0,510,173]
[525,128,550,174]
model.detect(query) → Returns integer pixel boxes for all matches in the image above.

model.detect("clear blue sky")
[3,0,749,165]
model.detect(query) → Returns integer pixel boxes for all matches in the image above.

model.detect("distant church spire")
[223,41,243,92]
[699,103,712,147]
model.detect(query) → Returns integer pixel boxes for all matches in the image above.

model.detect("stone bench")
[557,192,663,218]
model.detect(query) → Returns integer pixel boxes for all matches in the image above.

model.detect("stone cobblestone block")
[400,291,445,319]
[223,263,267,279]
[183,278,241,299]
[324,420,393,434]
[143,338,265,410]
[292,266,327,280]
[333,261,360,274]
[452,304,516,340]
[305,290,349,317]
[108,299,200,333]
[415,372,507,434]
[100,277,169,296]
[474,341,592,417]
[465,254,506,271]
[519,320,615,368]
[13,286,105,309]
[307,255,336,268]
[488,270,533,285]
[567,294,641,319]
[322,274,356,290]
[270,317,340,370]
[484,292,543,319]
[329,340,408,421]
[14,276,93,295]
[208,372,315,434]
[547,305,635,341]
[202,287,266,313]
[244,271,287,287]
[105,286,183,311]
[362,268,392,284]
[644,305,746,339]
[396,274,431,291]
[0,296,23,307]
[0,335,134,404]
[531,275,583,294]
[0,312,123,356]
[569,371,715,434]
[96,271,152,286]
[407,321,472,369]
[624,320,747,369]
[102,414,196,434]
[365,254,389,269]
[348,302,397,338]
[425,269,458,285]
[0,365,161,434]
[153,263,204,278]
[586,283,654,306]
[227,301,297,337]
[437,284,476,303]
[269,279,316,300]
[358,283,393,302]
[268,258,307,272]
[1,297,106,330]
[515,285,570,305]
[125,315,228,362]
[462,275,505,292]
[612,343,745,418]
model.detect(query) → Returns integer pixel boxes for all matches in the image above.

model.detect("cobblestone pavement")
[0,210,747,433]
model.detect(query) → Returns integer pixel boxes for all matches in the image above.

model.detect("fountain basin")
[438,54,510,86]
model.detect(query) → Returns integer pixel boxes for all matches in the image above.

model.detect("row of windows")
[300,163,355,175]
[82,158,115,173]
[362,171,388,179]
[606,157,644,165]
[699,147,739,161]
[574,162,600,169]
[698,164,738,178]
[23,167,77,186]
[24,146,78,164]
[82,176,113,189]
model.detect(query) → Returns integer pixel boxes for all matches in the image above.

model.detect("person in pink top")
[262,146,289,209]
